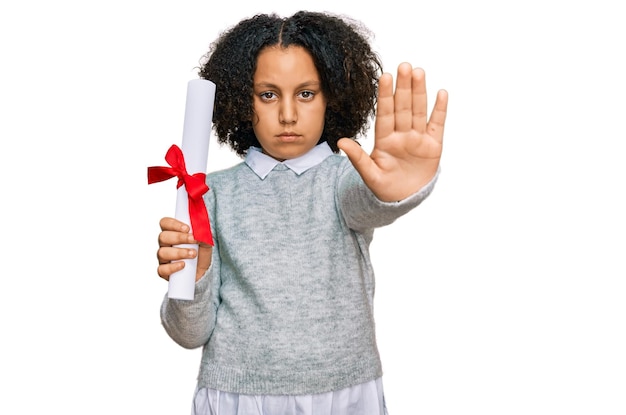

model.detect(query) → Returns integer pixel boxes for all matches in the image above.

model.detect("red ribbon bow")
[147,144,213,246]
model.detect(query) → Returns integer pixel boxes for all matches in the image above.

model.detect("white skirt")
[191,378,388,415]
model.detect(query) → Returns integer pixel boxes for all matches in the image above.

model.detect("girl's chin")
[262,145,313,161]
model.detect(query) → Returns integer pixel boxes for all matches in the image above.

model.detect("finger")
[157,261,186,281]
[158,230,196,248]
[374,72,395,140]
[159,217,190,233]
[393,63,414,132]
[157,246,197,265]
[427,89,449,143]
[411,67,427,133]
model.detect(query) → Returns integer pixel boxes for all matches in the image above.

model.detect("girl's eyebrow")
[254,80,321,89]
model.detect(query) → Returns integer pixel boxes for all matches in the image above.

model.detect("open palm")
[338,63,448,202]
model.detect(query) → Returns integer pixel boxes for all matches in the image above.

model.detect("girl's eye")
[298,90,315,100]
[259,92,277,101]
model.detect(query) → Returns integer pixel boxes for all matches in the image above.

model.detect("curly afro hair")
[198,11,383,157]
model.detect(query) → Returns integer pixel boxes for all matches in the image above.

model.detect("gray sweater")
[161,150,437,395]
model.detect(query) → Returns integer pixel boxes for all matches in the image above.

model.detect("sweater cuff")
[195,267,211,290]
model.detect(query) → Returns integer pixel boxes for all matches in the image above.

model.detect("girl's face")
[252,45,327,161]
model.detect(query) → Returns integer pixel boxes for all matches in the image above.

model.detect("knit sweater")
[161,145,437,395]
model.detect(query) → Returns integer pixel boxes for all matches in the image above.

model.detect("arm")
[338,64,448,202]
[338,159,439,232]
[156,217,218,349]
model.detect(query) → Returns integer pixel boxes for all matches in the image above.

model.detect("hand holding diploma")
[149,79,216,300]
[156,217,212,283]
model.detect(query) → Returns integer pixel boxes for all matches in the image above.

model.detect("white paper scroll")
[169,79,216,300]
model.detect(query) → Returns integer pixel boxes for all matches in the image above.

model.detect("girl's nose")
[279,99,297,124]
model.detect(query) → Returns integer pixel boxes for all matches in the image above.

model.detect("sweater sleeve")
[338,161,440,232]
[160,187,221,350]
[160,269,220,349]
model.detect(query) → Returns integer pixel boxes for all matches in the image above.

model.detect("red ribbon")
[147,144,213,246]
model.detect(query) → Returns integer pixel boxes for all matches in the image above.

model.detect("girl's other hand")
[156,217,212,282]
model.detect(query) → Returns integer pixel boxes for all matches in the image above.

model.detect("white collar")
[245,142,333,179]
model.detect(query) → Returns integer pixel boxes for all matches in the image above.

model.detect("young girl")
[156,10,448,414]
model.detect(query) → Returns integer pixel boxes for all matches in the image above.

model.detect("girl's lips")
[278,133,300,142]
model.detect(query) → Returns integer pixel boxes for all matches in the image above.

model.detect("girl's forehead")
[253,46,320,85]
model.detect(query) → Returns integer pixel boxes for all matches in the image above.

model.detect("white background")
[1,0,625,413]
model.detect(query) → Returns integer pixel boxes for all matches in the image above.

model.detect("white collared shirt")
[244,142,334,179]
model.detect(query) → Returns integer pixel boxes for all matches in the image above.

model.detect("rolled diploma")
[168,79,216,300]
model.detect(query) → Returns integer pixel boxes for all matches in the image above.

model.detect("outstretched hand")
[338,63,448,202]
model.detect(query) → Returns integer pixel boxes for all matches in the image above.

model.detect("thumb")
[195,244,213,281]
[337,138,377,182]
